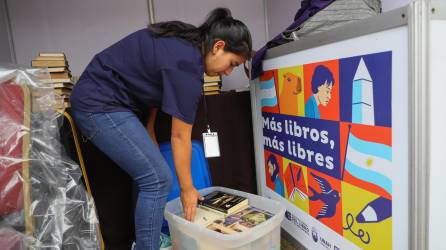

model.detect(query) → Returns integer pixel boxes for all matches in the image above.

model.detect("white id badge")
[202,131,220,158]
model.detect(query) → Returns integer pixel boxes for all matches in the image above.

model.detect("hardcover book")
[203,82,220,87]
[41,78,72,84]
[52,82,74,89]
[204,74,221,83]
[203,85,220,92]
[198,191,248,215]
[50,71,72,79]
[39,52,66,57]
[203,90,220,96]
[46,67,67,73]
[33,56,66,61]
[31,60,68,68]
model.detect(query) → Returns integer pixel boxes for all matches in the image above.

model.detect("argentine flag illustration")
[259,77,278,108]
[344,131,392,195]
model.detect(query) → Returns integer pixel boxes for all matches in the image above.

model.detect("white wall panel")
[265,0,300,40]
[0,0,13,63]
[154,0,267,90]
[7,0,148,76]
[382,0,413,11]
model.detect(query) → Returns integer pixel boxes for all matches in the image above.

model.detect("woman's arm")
[171,116,202,221]
[146,107,159,147]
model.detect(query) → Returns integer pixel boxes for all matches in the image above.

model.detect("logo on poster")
[285,210,292,221]
[320,236,332,249]
[310,226,332,249]
[311,227,319,243]
[285,211,309,235]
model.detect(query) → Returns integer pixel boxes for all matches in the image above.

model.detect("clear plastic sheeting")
[0,65,101,249]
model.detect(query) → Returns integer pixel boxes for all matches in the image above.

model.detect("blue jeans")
[71,110,172,250]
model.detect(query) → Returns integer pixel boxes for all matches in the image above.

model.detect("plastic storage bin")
[164,186,286,250]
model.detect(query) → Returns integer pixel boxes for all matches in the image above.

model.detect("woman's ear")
[212,40,226,54]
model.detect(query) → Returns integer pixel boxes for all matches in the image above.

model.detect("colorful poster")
[260,51,393,249]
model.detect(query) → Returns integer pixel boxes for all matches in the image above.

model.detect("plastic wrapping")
[0,65,101,249]
[287,0,381,39]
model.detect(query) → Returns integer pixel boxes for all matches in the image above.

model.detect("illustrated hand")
[180,186,203,221]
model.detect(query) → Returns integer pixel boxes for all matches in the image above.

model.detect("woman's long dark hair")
[148,8,252,60]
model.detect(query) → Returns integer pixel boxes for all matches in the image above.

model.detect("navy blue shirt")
[70,29,204,124]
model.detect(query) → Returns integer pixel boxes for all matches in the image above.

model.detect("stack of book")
[203,74,222,96]
[31,52,73,108]
[193,190,273,234]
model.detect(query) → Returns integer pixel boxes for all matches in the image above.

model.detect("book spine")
[199,204,227,215]
[31,60,67,67]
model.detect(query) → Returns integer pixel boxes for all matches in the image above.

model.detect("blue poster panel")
[261,51,392,250]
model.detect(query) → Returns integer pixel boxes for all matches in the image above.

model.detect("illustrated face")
[204,40,245,77]
[268,161,275,177]
[283,72,302,95]
[316,81,333,106]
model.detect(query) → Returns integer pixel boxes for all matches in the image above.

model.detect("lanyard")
[201,82,220,158]
[202,87,211,133]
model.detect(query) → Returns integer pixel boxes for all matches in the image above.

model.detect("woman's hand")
[180,186,203,221]
[170,116,203,220]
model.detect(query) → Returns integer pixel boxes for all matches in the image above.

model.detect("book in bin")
[205,206,273,234]
[198,191,248,215]
[193,207,224,226]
